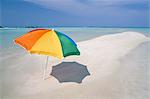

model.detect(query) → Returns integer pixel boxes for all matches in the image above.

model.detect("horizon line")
[1,26,150,28]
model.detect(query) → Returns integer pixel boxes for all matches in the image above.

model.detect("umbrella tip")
[52,28,55,31]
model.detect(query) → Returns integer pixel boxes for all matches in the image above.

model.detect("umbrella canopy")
[14,29,80,59]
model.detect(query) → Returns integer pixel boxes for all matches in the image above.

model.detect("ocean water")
[0,27,149,50]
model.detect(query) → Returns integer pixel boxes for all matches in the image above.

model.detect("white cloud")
[24,0,95,15]
[23,0,148,16]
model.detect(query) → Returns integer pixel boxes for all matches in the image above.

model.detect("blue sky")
[1,0,149,27]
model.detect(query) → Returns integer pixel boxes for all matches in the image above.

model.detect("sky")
[1,0,150,27]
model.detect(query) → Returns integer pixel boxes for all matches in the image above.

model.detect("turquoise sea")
[0,27,149,50]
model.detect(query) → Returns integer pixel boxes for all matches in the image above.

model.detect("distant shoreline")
[0,26,150,28]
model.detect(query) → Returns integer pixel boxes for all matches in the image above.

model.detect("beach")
[0,31,150,99]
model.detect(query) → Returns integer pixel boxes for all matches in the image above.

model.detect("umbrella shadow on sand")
[50,62,90,84]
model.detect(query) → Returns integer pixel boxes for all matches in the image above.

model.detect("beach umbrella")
[14,29,80,79]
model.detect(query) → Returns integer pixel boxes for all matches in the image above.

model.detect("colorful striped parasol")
[14,29,80,79]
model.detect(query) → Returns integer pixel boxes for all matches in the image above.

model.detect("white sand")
[0,32,150,99]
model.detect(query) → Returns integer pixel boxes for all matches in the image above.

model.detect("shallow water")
[0,27,149,50]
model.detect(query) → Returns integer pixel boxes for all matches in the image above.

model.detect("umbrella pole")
[43,56,49,80]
